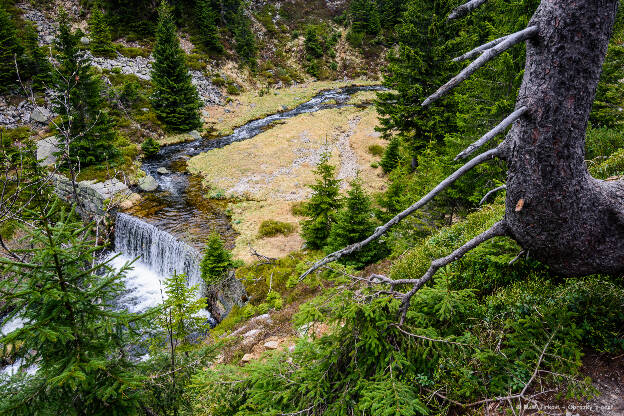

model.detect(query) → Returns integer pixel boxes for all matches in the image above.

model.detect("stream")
[1,85,383,375]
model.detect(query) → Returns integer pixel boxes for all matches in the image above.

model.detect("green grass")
[258,220,296,238]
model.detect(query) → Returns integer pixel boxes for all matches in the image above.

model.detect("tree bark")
[502,0,624,276]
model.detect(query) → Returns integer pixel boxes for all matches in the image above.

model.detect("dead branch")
[391,324,475,347]
[508,250,526,266]
[480,185,506,206]
[422,26,538,107]
[428,329,558,412]
[453,34,510,62]
[248,244,277,265]
[456,107,527,160]
[300,147,501,281]
[398,220,508,324]
[448,0,489,20]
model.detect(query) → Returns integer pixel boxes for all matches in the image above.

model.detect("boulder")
[204,270,247,322]
[241,353,254,363]
[188,130,201,140]
[36,136,59,166]
[30,107,51,123]
[156,167,170,175]
[138,175,158,192]
[263,340,279,350]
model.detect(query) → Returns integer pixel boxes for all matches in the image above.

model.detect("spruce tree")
[375,0,459,166]
[151,0,202,132]
[196,0,223,53]
[88,1,115,57]
[233,12,257,69]
[21,23,51,91]
[144,272,212,416]
[200,232,233,285]
[380,136,401,173]
[53,12,118,167]
[0,203,146,414]
[301,152,342,249]
[325,179,387,268]
[349,0,380,36]
[0,5,23,92]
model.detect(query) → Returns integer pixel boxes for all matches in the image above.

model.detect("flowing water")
[1,85,383,376]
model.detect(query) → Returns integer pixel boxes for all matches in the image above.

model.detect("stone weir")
[114,212,246,322]
[50,174,139,217]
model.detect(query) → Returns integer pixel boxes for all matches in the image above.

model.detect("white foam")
[105,252,167,313]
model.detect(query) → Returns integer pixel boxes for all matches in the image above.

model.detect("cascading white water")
[114,212,204,289]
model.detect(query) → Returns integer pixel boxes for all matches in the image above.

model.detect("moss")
[257,220,296,238]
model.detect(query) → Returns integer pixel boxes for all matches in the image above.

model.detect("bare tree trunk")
[501,0,624,276]
[302,0,624,291]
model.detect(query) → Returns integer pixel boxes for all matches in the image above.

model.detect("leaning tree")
[303,0,624,320]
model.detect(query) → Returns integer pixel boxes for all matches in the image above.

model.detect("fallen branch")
[453,34,510,62]
[299,148,501,281]
[448,0,489,20]
[398,220,508,324]
[422,26,538,107]
[480,185,506,206]
[427,329,558,410]
[455,107,527,160]
[248,244,277,265]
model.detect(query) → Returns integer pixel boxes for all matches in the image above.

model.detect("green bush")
[212,75,226,86]
[115,45,150,58]
[589,147,624,179]
[226,83,241,95]
[141,136,160,157]
[258,220,296,238]
[367,144,384,156]
[585,127,624,160]
[346,29,364,48]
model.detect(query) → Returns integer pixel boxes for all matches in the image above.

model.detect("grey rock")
[204,270,247,322]
[30,107,51,123]
[188,130,201,140]
[156,167,170,175]
[138,175,158,192]
[263,340,279,350]
[36,136,59,166]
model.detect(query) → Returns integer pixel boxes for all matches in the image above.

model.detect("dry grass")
[189,104,388,262]
[228,200,304,262]
[202,79,379,136]
[158,132,197,146]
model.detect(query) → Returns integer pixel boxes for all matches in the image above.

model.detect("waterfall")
[114,212,204,290]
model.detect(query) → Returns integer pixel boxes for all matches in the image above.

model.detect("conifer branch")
[452,34,510,62]
[448,0,489,20]
[398,220,508,324]
[456,107,527,160]
[299,148,501,281]
[422,26,538,107]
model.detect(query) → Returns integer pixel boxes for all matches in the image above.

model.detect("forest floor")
[189,102,387,262]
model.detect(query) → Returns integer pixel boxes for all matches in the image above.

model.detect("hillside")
[1,0,623,415]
